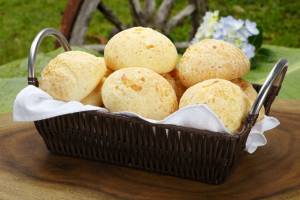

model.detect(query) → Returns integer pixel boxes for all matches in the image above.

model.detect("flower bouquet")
[192,11,263,59]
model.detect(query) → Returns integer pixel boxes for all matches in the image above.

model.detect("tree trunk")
[70,0,100,45]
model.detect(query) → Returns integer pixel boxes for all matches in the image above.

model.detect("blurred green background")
[1,0,299,65]
[0,0,299,113]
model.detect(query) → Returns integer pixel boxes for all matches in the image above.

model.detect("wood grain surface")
[0,100,300,200]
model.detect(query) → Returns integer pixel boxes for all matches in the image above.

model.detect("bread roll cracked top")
[40,51,107,101]
[179,79,251,134]
[104,27,178,74]
[102,67,178,120]
[178,39,250,87]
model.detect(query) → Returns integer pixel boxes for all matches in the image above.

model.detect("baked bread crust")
[102,67,178,120]
[40,51,107,101]
[104,27,178,74]
[178,39,250,87]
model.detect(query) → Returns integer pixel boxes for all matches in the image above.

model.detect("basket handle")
[28,28,71,86]
[247,59,288,126]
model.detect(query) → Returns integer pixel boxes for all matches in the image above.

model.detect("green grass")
[0,0,300,65]
[0,0,67,65]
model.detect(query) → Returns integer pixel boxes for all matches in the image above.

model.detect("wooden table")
[1,100,300,200]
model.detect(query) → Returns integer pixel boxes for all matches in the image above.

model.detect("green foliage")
[0,0,300,65]
[0,77,26,113]
[0,0,67,65]
[248,26,263,51]
[245,45,300,99]
[250,47,276,69]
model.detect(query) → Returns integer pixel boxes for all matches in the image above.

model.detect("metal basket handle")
[28,28,71,86]
[247,59,288,126]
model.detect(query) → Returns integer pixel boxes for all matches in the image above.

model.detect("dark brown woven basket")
[27,28,288,184]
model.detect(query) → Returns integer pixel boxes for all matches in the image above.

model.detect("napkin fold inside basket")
[13,85,280,154]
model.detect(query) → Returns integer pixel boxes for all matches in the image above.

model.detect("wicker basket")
[27,28,288,184]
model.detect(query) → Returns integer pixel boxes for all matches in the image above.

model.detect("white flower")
[237,27,253,39]
[191,10,219,44]
[191,10,260,59]
[241,42,256,59]
[245,20,259,35]
[219,16,244,31]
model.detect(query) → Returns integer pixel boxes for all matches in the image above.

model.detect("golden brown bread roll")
[81,58,112,106]
[80,78,105,106]
[231,78,265,121]
[40,51,107,101]
[102,67,178,120]
[179,79,251,133]
[104,27,178,74]
[178,39,250,87]
[162,68,186,100]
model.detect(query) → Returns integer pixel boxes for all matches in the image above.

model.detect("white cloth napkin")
[13,85,280,153]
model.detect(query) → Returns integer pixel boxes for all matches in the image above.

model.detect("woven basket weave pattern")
[33,85,278,184]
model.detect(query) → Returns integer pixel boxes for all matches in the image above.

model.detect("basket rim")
[35,109,246,139]
[33,83,281,139]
